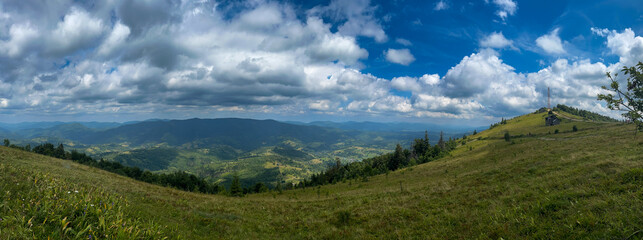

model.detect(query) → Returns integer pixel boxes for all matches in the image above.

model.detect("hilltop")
[1,110,641,239]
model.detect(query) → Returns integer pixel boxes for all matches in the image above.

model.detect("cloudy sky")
[0,0,641,125]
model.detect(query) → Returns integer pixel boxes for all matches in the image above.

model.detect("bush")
[555,129,560,134]
[504,132,511,142]
[573,125,578,132]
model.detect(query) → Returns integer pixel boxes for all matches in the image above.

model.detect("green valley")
[1,110,641,239]
[2,118,468,187]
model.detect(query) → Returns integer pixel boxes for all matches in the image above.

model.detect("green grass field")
[1,111,642,239]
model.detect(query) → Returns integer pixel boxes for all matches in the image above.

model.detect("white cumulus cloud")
[48,7,105,56]
[480,32,514,49]
[492,0,517,21]
[385,48,415,66]
[593,28,643,66]
[536,28,566,55]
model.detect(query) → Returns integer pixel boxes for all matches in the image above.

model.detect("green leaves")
[598,61,643,132]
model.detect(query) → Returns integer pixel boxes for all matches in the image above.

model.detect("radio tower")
[547,87,551,109]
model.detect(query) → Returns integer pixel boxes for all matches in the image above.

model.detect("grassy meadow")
[1,111,642,239]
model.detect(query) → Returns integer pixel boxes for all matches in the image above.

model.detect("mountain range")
[0,118,468,185]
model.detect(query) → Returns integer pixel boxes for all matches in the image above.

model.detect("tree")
[230,173,242,197]
[573,125,578,132]
[437,131,445,150]
[598,62,643,132]
[473,129,477,135]
[55,144,66,159]
[504,132,511,142]
[253,182,268,193]
[412,131,430,157]
[275,181,283,194]
[388,144,404,171]
[3,139,9,147]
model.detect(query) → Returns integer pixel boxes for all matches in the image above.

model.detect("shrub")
[573,125,578,132]
[555,129,560,134]
[504,132,511,142]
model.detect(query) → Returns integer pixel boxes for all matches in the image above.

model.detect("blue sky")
[0,0,641,126]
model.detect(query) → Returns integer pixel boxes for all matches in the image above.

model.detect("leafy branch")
[597,62,643,133]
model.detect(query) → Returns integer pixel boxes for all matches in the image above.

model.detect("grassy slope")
[1,112,642,239]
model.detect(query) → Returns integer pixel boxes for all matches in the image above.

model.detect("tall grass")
[0,162,168,239]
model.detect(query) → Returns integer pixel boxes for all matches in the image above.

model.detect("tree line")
[296,131,458,188]
[553,104,618,122]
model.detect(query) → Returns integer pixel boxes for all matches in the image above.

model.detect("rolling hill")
[1,110,641,239]
[2,118,447,185]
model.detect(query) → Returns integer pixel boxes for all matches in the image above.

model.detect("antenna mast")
[548,87,551,109]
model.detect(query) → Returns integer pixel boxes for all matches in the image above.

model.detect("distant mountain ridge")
[289,120,485,133]
[73,118,350,150]
[1,118,473,149]
[0,121,127,131]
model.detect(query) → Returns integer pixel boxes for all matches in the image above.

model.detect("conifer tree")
[230,173,242,197]
[55,143,66,159]
[388,144,404,171]
[438,131,445,150]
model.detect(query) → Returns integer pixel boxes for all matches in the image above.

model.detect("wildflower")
[74,190,79,193]
[67,191,71,194]
[90,204,94,207]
